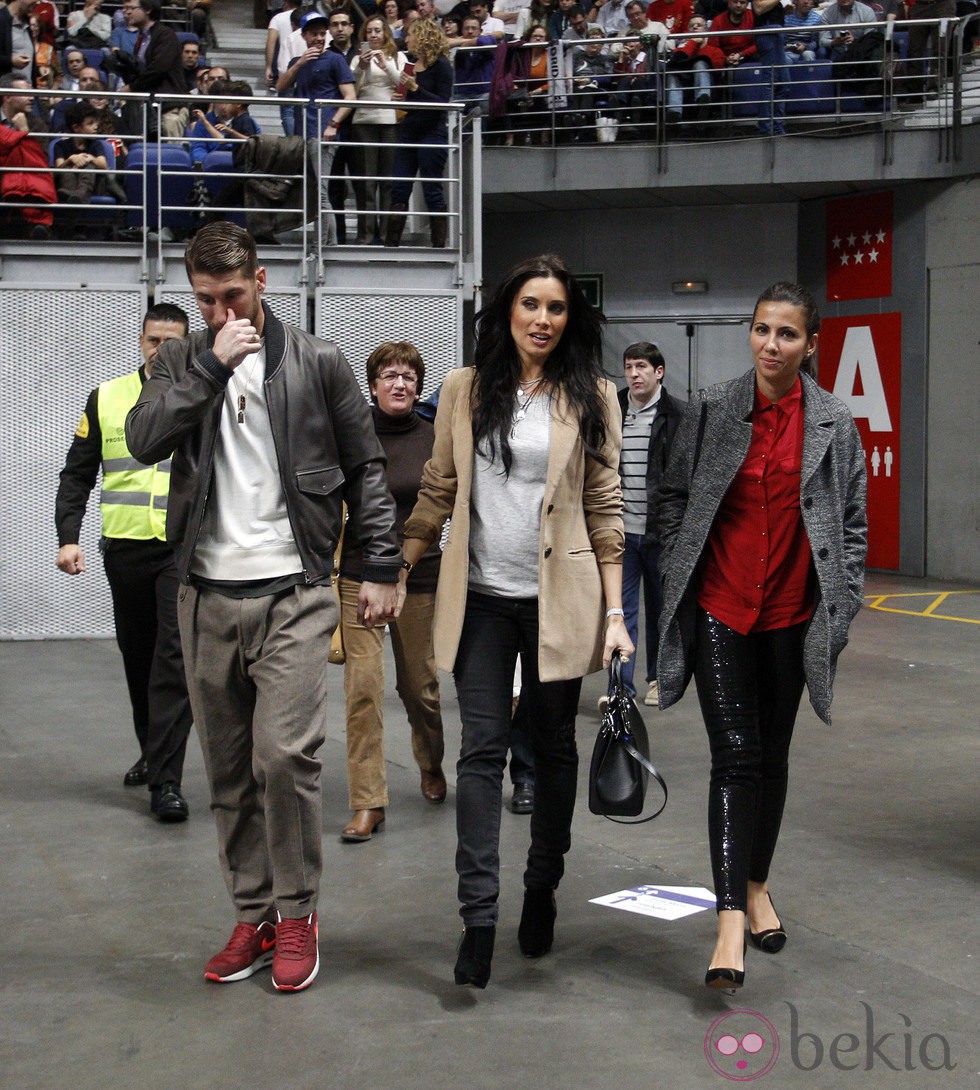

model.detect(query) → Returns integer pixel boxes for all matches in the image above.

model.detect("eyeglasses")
[377,370,418,386]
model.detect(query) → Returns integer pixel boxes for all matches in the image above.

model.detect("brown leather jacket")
[126,302,401,586]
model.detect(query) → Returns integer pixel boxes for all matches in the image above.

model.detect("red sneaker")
[204,921,276,983]
[272,912,319,992]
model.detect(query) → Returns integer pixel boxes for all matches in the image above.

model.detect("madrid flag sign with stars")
[825,190,892,302]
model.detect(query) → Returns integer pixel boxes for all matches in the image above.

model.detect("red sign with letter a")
[825,191,893,302]
[819,314,902,571]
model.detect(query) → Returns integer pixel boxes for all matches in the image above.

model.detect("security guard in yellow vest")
[56,304,195,822]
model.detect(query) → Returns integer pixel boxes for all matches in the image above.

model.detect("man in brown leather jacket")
[126,221,403,993]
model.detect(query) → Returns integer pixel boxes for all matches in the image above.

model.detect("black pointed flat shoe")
[704,966,745,993]
[749,893,787,954]
[705,938,746,993]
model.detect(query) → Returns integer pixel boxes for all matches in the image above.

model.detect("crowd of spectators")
[257,0,976,164]
[1,0,223,237]
[2,0,975,240]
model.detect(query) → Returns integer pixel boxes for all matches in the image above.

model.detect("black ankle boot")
[518,887,557,958]
[429,214,448,248]
[385,203,408,247]
[454,924,495,988]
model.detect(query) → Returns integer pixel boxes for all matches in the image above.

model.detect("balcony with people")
[2,1,977,252]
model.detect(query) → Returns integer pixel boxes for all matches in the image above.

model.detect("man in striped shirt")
[615,341,684,705]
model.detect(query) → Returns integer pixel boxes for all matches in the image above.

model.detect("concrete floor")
[1,573,976,1090]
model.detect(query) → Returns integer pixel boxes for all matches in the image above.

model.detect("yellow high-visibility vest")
[97,371,169,541]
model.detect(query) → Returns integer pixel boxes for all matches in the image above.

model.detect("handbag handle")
[609,649,626,690]
[603,651,668,825]
[606,735,667,825]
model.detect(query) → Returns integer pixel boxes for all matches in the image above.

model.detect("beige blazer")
[403,367,624,682]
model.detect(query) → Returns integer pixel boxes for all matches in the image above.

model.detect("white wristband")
[605,608,625,618]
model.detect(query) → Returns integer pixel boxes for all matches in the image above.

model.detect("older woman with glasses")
[336,342,447,842]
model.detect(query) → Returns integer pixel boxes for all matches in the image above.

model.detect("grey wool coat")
[656,369,867,724]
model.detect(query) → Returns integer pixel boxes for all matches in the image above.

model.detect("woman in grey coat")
[657,282,867,993]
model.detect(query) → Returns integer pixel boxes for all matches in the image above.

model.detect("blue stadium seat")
[784,62,835,115]
[730,65,767,118]
[200,148,233,195]
[200,148,246,226]
[123,142,194,229]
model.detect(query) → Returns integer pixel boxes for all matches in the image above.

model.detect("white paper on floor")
[589,885,716,920]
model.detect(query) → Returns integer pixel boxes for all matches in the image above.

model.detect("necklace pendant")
[237,393,246,424]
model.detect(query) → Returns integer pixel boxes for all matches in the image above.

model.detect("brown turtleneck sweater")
[340,405,441,593]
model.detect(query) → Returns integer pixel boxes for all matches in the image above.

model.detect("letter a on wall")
[819,314,902,570]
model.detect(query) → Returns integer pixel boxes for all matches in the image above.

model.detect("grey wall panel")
[483,202,797,375]
[315,289,463,399]
[0,266,464,640]
[926,261,979,581]
[924,180,979,581]
[1,287,147,639]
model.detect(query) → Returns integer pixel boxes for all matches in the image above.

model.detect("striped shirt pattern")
[619,389,661,535]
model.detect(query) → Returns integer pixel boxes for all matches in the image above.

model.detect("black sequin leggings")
[693,609,807,913]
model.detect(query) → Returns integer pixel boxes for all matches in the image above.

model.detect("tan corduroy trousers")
[339,577,444,810]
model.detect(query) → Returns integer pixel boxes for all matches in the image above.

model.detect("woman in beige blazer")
[401,254,633,989]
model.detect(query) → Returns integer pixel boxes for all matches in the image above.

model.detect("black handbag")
[588,652,667,825]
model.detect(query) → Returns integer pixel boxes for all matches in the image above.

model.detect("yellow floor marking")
[864,590,980,624]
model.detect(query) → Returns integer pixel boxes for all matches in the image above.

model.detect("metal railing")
[455,15,977,162]
[0,86,472,279]
[2,18,974,245]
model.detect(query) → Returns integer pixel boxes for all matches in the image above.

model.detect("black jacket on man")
[0,6,34,82]
[127,20,184,96]
[126,301,402,587]
[618,384,685,546]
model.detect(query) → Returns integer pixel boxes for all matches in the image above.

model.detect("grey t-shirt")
[468,392,551,598]
[10,16,33,82]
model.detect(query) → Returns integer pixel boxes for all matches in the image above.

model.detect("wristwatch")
[400,559,414,574]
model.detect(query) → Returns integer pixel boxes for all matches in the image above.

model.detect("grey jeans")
[307,137,339,245]
[178,582,337,922]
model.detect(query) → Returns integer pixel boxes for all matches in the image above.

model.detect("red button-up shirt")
[697,378,815,635]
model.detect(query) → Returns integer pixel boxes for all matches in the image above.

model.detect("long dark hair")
[753,280,820,378]
[526,0,555,24]
[471,254,609,474]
